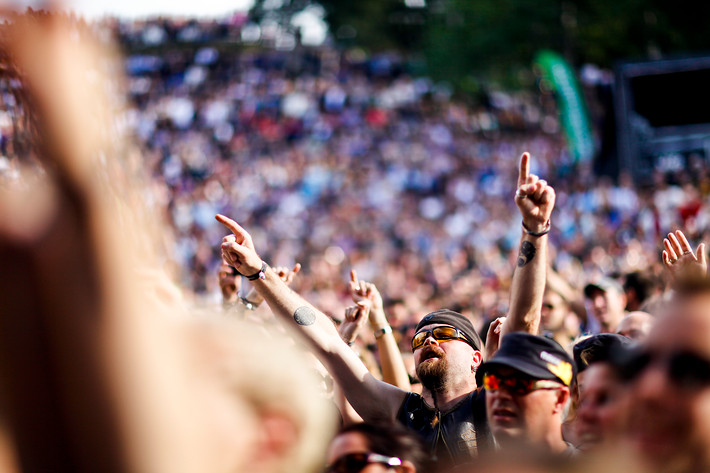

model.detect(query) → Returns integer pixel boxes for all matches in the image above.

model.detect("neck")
[421,379,477,411]
[542,429,569,454]
[601,312,625,333]
[600,321,616,333]
[550,329,574,349]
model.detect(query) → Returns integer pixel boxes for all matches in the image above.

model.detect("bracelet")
[245,261,267,281]
[522,220,551,237]
[374,326,393,339]
[222,299,237,309]
[239,296,259,311]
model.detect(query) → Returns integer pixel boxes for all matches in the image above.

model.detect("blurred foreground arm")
[0,14,216,473]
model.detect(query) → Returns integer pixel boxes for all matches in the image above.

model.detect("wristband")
[245,261,267,281]
[522,220,551,237]
[374,326,393,339]
[239,296,259,311]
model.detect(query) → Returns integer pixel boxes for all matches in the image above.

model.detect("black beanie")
[415,309,482,351]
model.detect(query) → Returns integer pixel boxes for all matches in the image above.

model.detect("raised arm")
[216,214,407,422]
[222,262,301,317]
[662,230,707,283]
[348,270,411,390]
[219,262,241,310]
[501,152,555,337]
[338,300,372,348]
[484,316,506,360]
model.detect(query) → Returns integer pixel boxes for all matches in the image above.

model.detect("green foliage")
[318,0,428,50]
[250,0,428,51]
[423,0,563,86]
[249,0,710,89]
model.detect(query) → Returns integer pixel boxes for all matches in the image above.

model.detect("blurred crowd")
[2,14,709,354]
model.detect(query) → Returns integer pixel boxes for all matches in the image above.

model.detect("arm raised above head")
[502,153,555,337]
[216,214,407,422]
[348,270,411,391]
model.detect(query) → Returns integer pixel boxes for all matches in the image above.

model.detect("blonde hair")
[189,315,337,473]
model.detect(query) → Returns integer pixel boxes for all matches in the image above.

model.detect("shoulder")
[399,391,424,411]
[397,392,435,431]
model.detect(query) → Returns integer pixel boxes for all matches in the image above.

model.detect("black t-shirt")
[396,388,493,467]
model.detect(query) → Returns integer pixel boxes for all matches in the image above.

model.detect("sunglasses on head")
[411,325,470,351]
[483,372,563,395]
[621,349,710,390]
[325,452,402,473]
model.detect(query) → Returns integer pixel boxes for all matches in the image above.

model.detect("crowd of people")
[106,17,709,340]
[2,10,710,473]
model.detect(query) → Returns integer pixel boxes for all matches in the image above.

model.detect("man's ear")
[398,459,417,473]
[619,291,628,310]
[471,350,483,372]
[552,387,571,415]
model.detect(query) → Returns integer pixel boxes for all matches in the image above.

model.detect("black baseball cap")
[573,333,635,373]
[415,309,482,352]
[477,333,576,387]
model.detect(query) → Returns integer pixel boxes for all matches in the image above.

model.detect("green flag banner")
[535,50,595,162]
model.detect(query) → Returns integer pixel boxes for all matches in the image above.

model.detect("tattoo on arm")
[294,306,316,326]
[517,241,536,267]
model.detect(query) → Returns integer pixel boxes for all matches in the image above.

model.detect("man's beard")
[416,347,448,392]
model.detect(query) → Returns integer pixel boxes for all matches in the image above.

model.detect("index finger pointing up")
[518,152,530,188]
[216,214,249,242]
[350,269,358,285]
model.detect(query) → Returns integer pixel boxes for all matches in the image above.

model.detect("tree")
[249,0,710,90]
[249,0,429,51]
